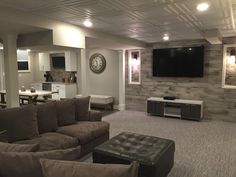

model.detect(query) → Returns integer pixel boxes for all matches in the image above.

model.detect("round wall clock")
[89,53,106,73]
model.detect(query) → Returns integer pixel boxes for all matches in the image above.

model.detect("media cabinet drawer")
[181,104,201,120]
[147,101,164,116]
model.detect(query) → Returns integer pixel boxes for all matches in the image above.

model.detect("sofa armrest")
[0,130,8,142]
[88,110,102,121]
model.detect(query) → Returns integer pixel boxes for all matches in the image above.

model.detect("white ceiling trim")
[227,0,235,30]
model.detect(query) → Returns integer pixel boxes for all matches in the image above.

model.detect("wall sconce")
[229,49,236,64]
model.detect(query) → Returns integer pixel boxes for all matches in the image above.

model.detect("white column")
[0,50,4,90]
[2,34,19,108]
[77,48,88,96]
[118,50,126,110]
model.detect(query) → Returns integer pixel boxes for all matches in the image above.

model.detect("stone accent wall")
[49,69,73,82]
[125,39,236,122]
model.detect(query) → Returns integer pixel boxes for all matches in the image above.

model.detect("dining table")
[0,89,53,104]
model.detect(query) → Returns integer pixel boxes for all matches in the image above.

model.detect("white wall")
[87,49,119,105]
[0,51,44,89]
[31,52,44,83]
[18,52,45,88]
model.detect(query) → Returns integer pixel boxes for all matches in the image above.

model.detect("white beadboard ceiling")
[0,0,235,43]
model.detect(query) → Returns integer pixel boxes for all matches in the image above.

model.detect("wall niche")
[222,45,236,89]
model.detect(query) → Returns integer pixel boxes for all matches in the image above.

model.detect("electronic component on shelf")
[163,96,176,100]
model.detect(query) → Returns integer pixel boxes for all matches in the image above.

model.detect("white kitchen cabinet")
[30,83,42,90]
[39,52,51,71]
[65,51,77,71]
[52,83,77,100]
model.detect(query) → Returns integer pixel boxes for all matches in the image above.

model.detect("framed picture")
[128,50,141,84]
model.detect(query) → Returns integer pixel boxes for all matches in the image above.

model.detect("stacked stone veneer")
[49,69,74,82]
[125,39,236,122]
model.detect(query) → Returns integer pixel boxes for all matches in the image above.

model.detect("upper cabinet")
[65,51,77,71]
[38,51,77,72]
[39,52,51,71]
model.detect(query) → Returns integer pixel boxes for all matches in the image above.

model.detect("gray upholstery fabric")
[57,121,109,144]
[55,99,76,126]
[15,132,78,151]
[0,142,39,152]
[40,159,139,177]
[89,110,102,121]
[74,96,90,121]
[36,102,58,134]
[0,105,39,142]
[0,130,8,142]
[0,147,80,177]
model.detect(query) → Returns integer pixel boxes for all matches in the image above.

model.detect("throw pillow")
[0,142,39,152]
[36,102,58,134]
[74,96,90,121]
[0,147,80,177]
[40,159,139,177]
[55,99,76,126]
[0,105,39,142]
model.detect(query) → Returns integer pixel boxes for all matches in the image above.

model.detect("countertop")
[35,82,77,85]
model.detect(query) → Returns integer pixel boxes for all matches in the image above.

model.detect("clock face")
[89,53,106,73]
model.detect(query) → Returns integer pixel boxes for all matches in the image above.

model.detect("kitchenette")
[30,50,78,100]
[31,82,77,100]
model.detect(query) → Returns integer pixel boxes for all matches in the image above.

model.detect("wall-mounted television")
[153,46,204,77]
[17,61,29,71]
[51,56,65,69]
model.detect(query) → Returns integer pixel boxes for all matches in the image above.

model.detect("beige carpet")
[100,110,236,177]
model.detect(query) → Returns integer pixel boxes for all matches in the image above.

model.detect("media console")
[147,97,203,121]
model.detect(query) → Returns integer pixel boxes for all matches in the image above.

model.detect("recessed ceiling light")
[26,49,31,52]
[83,20,93,27]
[197,3,209,12]
[163,34,169,41]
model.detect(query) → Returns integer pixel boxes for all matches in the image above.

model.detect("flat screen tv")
[153,46,204,77]
[17,61,29,71]
[51,56,65,69]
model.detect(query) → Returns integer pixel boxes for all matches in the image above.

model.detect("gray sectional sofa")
[0,96,110,157]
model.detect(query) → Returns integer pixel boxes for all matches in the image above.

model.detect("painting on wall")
[128,50,141,84]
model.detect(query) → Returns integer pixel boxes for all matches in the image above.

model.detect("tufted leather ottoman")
[93,132,175,177]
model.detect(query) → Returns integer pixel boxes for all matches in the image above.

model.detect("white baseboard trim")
[115,104,126,111]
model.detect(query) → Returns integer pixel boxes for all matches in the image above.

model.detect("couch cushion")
[56,99,76,126]
[74,96,90,121]
[40,159,139,177]
[15,132,78,151]
[0,105,39,142]
[0,142,39,152]
[0,147,80,177]
[57,121,109,144]
[36,102,58,134]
